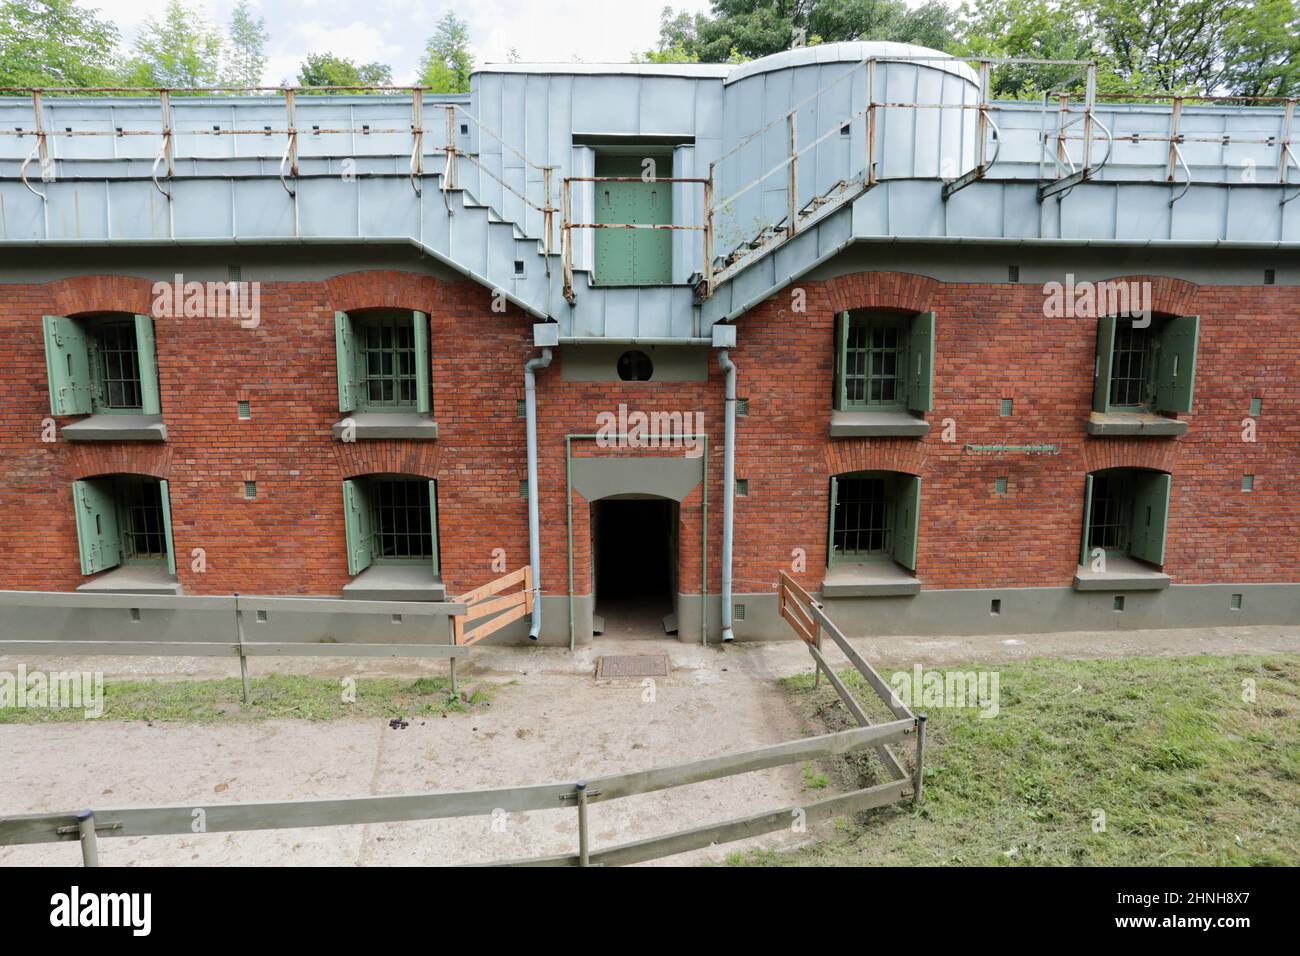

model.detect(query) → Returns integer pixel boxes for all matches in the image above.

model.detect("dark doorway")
[592,497,677,639]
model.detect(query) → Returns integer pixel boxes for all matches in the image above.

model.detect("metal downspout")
[719,349,737,642]
[525,348,552,639]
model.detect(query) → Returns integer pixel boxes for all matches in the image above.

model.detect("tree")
[0,0,122,88]
[645,0,957,63]
[223,0,268,89]
[1220,0,1300,97]
[123,0,224,88]
[296,52,393,91]
[419,12,473,93]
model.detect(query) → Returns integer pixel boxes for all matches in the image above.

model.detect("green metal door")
[594,154,672,286]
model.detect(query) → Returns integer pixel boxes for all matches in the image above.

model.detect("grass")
[730,654,1300,867]
[0,673,494,723]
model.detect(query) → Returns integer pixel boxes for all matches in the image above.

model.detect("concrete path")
[1,623,1296,866]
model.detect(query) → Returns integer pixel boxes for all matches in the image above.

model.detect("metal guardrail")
[0,589,470,697]
[0,578,920,867]
[0,85,559,252]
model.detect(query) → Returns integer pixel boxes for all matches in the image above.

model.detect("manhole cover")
[597,654,669,679]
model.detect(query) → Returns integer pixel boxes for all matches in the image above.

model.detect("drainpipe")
[718,346,737,643]
[524,343,553,640]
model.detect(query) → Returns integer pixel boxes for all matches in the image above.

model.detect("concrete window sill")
[62,414,167,442]
[332,413,439,441]
[1073,555,1171,591]
[1086,411,1187,437]
[342,565,447,602]
[821,561,920,597]
[830,409,929,438]
[76,564,181,595]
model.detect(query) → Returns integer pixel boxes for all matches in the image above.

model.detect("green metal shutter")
[414,311,431,415]
[1079,473,1094,566]
[1129,472,1171,566]
[892,475,921,571]
[907,311,936,413]
[334,311,357,413]
[342,479,373,575]
[159,478,177,576]
[72,479,121,574]
[594,155,672,285]
[428,479,440,575]
[1154,315,1199,414]
[43,315,92,416]
[834,312,848,411]
[134,314,162,415]
[1092,315,1116,413]
[826,475,839,568]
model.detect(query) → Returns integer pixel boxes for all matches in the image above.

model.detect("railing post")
[786,111,798,238]
[1166,96,1183,182]
[234,592,250,704]
[702,172,715,297]
[283,88,297,177]
[976,60,991,171]
[543,166,554,256]
[444,106,458,191]
[410,86,424,196]
[865,59,877,186]
[575,780,590,866]
[1055,93,1070,175]
[159,89,175,179]
[562,177,574,303]
[1082,62,1096,174]
[30,90,50,181]
[913,713,927,804]
[76,810,99,867]
[1280,99,1296,184]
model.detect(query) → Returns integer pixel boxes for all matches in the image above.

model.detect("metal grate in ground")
[596,654,669,679]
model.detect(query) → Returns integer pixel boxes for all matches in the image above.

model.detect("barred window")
[1087,475,1131,552]
[91,319,143,410]
[842,314,904,408]
[832,476,892,556]
[358,314,417,409]
[1109,321,1152,408]
[371,477,433,560]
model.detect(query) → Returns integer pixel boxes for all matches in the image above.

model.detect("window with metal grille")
[357,315,417,409]
[833,476,891,556]
[1088,474,1131,552]
[92,320,143,409]
[117,478,167,560]
[370,478,433,560]
[1109,320,1153,408]
[843,315,904,407]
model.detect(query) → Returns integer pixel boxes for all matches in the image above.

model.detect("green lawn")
[0,673,494,723]
[733,654,1300,866]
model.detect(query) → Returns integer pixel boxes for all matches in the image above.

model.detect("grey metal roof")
[724,41,979,85]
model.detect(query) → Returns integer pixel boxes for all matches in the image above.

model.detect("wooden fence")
[452,566,533,646]
[0,590,470,696]
[0,572,923,866]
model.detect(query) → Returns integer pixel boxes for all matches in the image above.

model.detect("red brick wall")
[734,271,1300,594]
[1,267,1296,601]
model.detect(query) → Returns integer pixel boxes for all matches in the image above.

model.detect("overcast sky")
[82,0,718,85]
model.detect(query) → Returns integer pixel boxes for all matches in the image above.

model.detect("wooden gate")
[452,566,534,646]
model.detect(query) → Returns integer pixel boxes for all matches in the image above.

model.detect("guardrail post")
[76,810,99,867]
[562,177,574,303]
[1082,62,1096,173]
[702,174,715,297]
[444,106,458,191]
[543,166,554,256]
[913,714,927,804]
[234,592,250,704]
[865,59,877,186]
[786,112,798,238]
[1166,96,1184,182]
[575,780,590,866]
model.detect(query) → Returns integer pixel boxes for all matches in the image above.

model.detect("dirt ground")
[2,623,1298,867]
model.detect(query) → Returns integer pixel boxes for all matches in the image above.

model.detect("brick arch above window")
[63,443,172,481]
[824,438,926,477]
[823,271,940,315]
[1093,275,1199,317]
[44,275,156,317]
[1081,439,1179,476]
[333,441,442,480]
[325,270,445,315]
